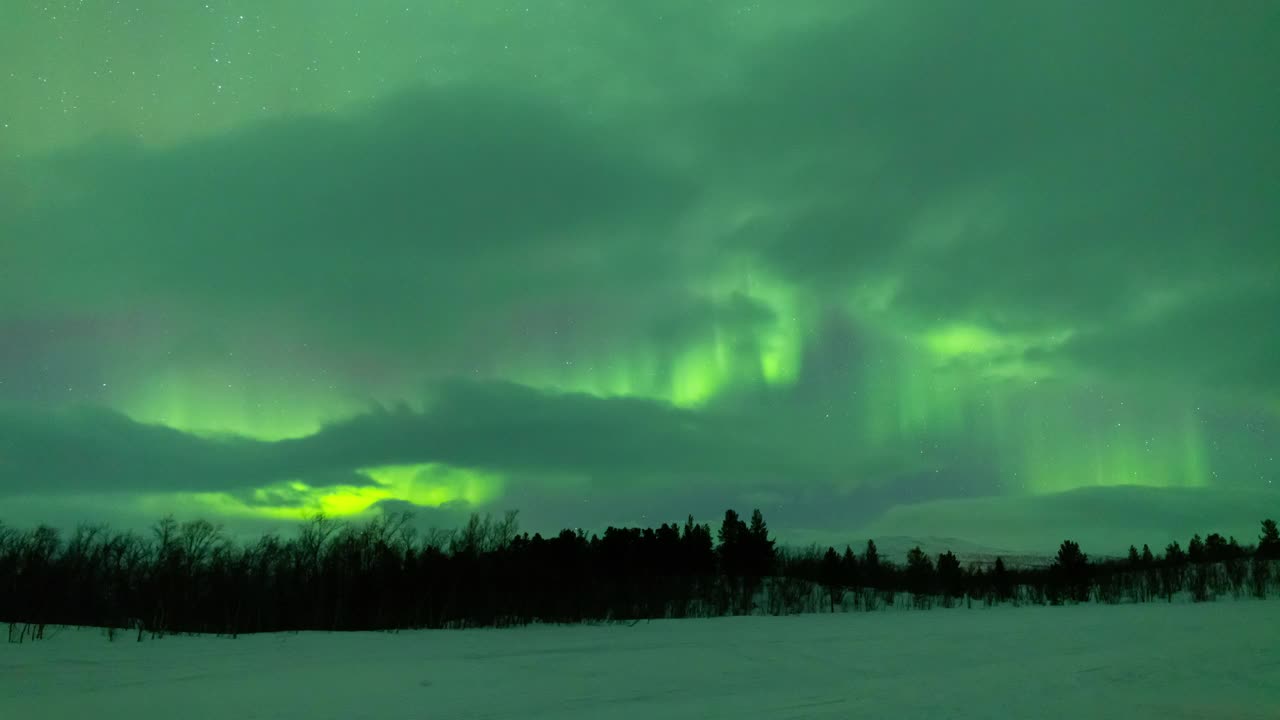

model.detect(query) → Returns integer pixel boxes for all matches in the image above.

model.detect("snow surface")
[3,601,1277,719]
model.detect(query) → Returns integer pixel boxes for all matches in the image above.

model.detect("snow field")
[2,600,1277,719]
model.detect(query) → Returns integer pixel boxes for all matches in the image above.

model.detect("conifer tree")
[1052,540,1090,603]
[1188,534,1205,563]
[905,546,935,607]
[991,556,1012,602]
[747,509,776,576]
[821,547,842,612]
[1259,519,1280,559]
[841,545,859,587]
[936,551,963,602]
[861,539,880,587]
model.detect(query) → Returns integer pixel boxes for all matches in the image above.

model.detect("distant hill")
[840,536,1056,569]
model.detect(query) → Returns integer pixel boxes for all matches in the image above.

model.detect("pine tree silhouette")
[1259,519,1280,559]
[841,545,858,588]
[1052,540,1090,603]
[861,539,881,588]
[905,546,935,608]
[992,556,1013,602]
[716,509,747,578]
[747,509,777,577]
[1188,534,1205,563]
[821,547,842,612]
[1204,533,1230,562]
[936,551,963,604]
[1160,541,1186,602]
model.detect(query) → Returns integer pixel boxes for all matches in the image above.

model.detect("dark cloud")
[0,405,273,494]
[0,381,813,496]
[1057,285,1280,402]
[0,372,1005,532]
[3,85,697,365]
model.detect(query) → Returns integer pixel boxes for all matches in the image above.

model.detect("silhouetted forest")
[2,511,1278,641]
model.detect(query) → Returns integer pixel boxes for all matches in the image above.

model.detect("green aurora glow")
[0,1,1275,550]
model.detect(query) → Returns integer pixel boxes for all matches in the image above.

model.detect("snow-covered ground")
[3,601,1277,719]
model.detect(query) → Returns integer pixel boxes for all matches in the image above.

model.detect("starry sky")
[1,0,1277,552]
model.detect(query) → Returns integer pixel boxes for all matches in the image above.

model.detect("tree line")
[2,511,1277,641]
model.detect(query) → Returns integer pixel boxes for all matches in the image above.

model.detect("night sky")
[1,1,1276,552]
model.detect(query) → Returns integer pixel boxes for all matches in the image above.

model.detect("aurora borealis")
[1,1,1276,551]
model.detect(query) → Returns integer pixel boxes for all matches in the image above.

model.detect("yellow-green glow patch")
[670,343,722,407]
[359,463,503,508]
[188,484,389,521]
[181,464,503,521]
[924,324,1004,358]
